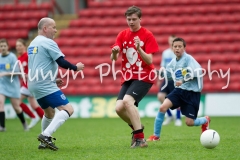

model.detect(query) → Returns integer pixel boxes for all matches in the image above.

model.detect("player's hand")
[76,62,84,71]
[134,36,141,50]
[175,81,183,87]
[112,46,120,55]
[56,78,64,87]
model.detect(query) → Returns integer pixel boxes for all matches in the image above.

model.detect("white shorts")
[20,86,33,97]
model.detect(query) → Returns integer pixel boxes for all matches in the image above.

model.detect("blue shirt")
[165,52,203,92]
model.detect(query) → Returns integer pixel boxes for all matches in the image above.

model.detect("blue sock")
[166,109,172,117]
[176,109,181,120]
[194,117,207,126]
[154,112,165,137]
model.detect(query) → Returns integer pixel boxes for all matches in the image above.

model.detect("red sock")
[35,107,44,119]
[20,103,35,118]
[133,132,144,139]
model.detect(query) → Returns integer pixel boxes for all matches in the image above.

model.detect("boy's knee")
[185,119,194,126]
[115,103,125,113]
[159,105,168,113]
[64,104,74,115]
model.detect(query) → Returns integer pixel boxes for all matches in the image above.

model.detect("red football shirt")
[18,52,28,88]
[112,27,159,84]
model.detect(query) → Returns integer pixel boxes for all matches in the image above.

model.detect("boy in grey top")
[28,18,84,150]
[0,39,28,132]
[147,37,210,141]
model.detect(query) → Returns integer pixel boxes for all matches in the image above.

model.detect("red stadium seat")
[40,2,53,11]
[15,3,28,11]
[27,3,39,10]
[203,82,214,93]
[226,82,238,92]
[7,39,18,49]
[1,4,14,12]
[60,29,74,37]
[31,11,48,20]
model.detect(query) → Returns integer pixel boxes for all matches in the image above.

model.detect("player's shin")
[42,110,70,136]
[194,117,207,126]
[154,112,165,137]
[41,115,52,132]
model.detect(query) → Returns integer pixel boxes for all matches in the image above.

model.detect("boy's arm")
[0,72,24,77]
[111,46,120,61]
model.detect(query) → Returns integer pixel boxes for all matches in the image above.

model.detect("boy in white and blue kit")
[28,18,84,150]
[157,35,182,127]
[147,37,210,141]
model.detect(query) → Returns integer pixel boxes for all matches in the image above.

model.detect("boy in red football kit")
[16,39,44,128]
[111,6,159,148]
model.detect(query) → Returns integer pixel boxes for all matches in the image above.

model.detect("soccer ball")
[200,129,220,149]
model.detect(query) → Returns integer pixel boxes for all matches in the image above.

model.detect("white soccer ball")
[200,129,220,149]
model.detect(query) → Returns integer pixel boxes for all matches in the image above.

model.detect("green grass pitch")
[0,117,239,160]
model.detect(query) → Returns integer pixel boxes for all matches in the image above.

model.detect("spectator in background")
[28,17,84,150]
[0,38,28,132]
[16,38,44,129]
[111,6,159,148]
[156,35,182,127]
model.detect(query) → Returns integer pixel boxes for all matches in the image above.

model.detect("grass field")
[0,117,239,160]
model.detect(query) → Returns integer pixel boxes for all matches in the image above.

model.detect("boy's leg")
[0,94,6,131]
[158,80,175,126]
[20,88,36,119]
[183,91,210,133]
[148,88,181,141]
[125,80,152,148]
[10,98,28,131]
[147,98,173,141]
[28,97,44,128]
[158,91,173,125]
[123,95,147,148]
[175,108,182,126]
[162,109,174,125]
[193,116,211,133]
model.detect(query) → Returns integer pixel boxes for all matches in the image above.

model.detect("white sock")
[42,110,69,137]
[41,116,53,132]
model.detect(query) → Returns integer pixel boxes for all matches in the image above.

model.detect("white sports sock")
[41,116,52,132]
[42,110,69,137]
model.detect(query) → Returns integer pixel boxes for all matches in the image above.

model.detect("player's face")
[0,42,9,55]
[16,41,26,55]
[126,14,141,32]
[172,41,185,59]
[45,20,57,40]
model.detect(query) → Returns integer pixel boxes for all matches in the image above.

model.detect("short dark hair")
[125,6,142,18]
[172,37,186,47]
[0,38,9,46]
[16,38,26,47]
